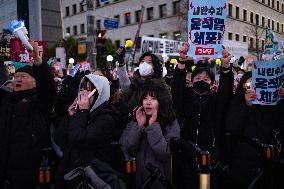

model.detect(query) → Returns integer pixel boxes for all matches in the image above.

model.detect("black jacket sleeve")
[171,68,187,122]
[33,62,57,114]
[68,111,116,148]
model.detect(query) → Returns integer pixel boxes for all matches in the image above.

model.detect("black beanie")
[15,65,35,79]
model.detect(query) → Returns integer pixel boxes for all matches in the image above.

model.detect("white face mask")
[139,62,153,77]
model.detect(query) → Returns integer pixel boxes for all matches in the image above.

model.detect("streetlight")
[69,58,75,64]
[106,55,113,71]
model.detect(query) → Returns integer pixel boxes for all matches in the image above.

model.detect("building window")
[148,35,154,37]
[66,6,70,17]
[73,25,77,35]
[282,24,284,33]
[114,15,120,22]
[96,20,101,30]
[72,4,77,15]
[272,20,275,30]
[80,24,85,34]
[235,34,240,41]
[268,18,271,28]
[173,1,180,15]
[80,3,84,12]
[135,10,142,23]
[262,16,265,27]
[173,31,181,40]
[147,7,154,20]
[159,4,167,18]
[236,6,239,19]
[125,12,131,25]
[282,3,284,13]
[243,36,247,42]
[272,0,275,8]
[243,9,247,21]
[277,22,279,32]
[228,4,233,17]
[250,12,254,23]
[262,0,265,3]
[268,0,271,7]
[255,14,259,25]
[115,40,120,48]
[277,1,280,10]
[160,33,168,39]
[228,32,233,40]
[96,0,100,7]
[66,27,70,34]
[250,38,254,49]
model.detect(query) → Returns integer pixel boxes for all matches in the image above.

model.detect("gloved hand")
[116,46,126,67]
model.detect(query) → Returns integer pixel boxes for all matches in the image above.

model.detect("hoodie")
[79,74,110,112]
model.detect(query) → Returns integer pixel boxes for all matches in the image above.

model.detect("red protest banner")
[10,38,46,63]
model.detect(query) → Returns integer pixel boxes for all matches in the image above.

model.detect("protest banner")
[212,74,243,93]
[141,36,183,56]
[10,38,46,63]
[188,0,228,58]
[0,41,11,61]
[252,58,284,105]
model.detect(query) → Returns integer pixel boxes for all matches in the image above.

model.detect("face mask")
[139,62,153,77]
[193,80,210,95]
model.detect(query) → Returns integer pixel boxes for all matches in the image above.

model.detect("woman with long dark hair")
[119,85,180,189]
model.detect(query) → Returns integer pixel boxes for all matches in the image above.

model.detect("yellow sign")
[78,43,86,54]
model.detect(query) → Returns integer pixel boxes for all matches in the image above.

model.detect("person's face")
[192,71,211,85]
[142,94,159,116]
[186,73,193,88]
[140,56,153,67]
[14,72,36,91]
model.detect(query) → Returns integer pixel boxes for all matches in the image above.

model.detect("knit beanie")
[15,65,35,79]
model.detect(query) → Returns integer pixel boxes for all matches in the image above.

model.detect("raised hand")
[136,106,146,128]
[221,47,231,68]
[179,42,189,61]
[68,98,77,116]
[78,90,90,110]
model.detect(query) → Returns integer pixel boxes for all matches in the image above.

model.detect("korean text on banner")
[188,0,228,58]
[252,58,284,105]
[141,36,183,56]
[10,38,46,63]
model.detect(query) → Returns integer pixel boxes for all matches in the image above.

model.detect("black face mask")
[193,80,210,95]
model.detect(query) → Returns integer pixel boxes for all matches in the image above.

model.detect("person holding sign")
[225,71,284,189]
[171,42,234,189]
[0,41,57,189]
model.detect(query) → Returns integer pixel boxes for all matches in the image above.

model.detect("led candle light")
[88,89,97,98]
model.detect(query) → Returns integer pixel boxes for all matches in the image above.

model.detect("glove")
[116,46,126,67]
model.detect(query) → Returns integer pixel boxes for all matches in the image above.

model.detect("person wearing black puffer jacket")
[225,72,284,189]
[53,74,120,189]
[171,43,234,189]
[0,41,57,189]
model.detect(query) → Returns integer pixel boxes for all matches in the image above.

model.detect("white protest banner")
[188,0,228,58]
[56,47,66,71]
[252,58,284,105]
[223,40,248,59]
[141,36,183,56]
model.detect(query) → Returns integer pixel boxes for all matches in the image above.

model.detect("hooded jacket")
[54,75,117,188]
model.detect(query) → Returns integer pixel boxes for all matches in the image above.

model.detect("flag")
[264,27,279,54]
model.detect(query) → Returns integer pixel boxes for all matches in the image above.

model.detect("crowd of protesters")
[0,40,283,189]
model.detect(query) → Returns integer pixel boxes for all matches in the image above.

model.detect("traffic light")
[96,30,106,45]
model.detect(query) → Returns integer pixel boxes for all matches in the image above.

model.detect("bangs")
[142,88,158,100]
[81,78,95,91]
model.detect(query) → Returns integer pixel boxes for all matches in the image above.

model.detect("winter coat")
[171,68,234,188]
[226,101,283,189]
[119,120,180,189]
[0,63,57,189]
[54,75,118,189]
[117,65,170,112]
